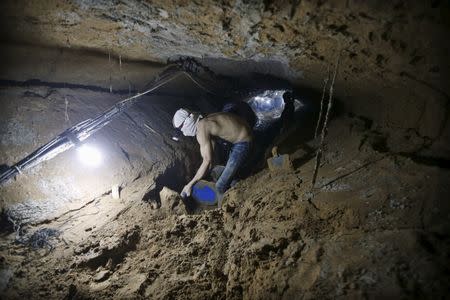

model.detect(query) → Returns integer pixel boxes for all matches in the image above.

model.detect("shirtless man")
[172,108,253,198]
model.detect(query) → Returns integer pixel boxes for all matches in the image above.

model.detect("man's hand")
[181,184,193,198]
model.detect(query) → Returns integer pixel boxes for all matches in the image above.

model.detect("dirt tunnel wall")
[0,44,208,225]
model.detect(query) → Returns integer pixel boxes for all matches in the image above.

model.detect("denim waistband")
[233,141,251,146]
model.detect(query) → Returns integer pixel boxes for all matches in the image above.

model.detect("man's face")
[173,108,198,137]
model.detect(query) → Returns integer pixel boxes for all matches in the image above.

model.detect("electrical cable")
[180,71,219,96]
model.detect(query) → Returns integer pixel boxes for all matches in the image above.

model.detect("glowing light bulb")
[77,144,102,167]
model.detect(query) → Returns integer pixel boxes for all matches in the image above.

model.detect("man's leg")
[215,142,250,194]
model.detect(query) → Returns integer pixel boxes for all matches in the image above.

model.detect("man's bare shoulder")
[196,118,215,139]
[201,112,252,143]
[198,117,216,129]
[206,112,243,123]
[211,112,237,117]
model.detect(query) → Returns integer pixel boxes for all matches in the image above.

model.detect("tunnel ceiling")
[0,1,448,79]
[0,0,449,148]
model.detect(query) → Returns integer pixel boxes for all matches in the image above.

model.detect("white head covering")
[172,108,203,137]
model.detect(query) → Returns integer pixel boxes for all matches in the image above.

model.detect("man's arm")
[181,121,213,196]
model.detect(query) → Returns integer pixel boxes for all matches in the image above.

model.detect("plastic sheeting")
[246,90,303,130]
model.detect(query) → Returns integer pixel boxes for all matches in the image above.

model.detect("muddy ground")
[1,114,449,299]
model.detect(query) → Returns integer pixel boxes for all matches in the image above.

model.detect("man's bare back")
[198,112,253,144]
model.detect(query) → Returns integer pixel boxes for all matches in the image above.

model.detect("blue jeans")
[215,141,251,194]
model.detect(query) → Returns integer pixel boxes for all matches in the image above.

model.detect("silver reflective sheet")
[246,90,303,131]
[246,90,286,130]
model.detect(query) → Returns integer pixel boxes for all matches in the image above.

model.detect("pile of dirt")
[1,114,449,299]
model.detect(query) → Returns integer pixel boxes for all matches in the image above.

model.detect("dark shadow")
[398,153,450,169]
[319,156,387,188]
[142,163,197,212]
[0,78,138,95]
[292,151,316,170]
[0,164,9,174]
[0,209,15,235]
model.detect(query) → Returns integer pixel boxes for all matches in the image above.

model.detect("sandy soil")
[1,114,449,299]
